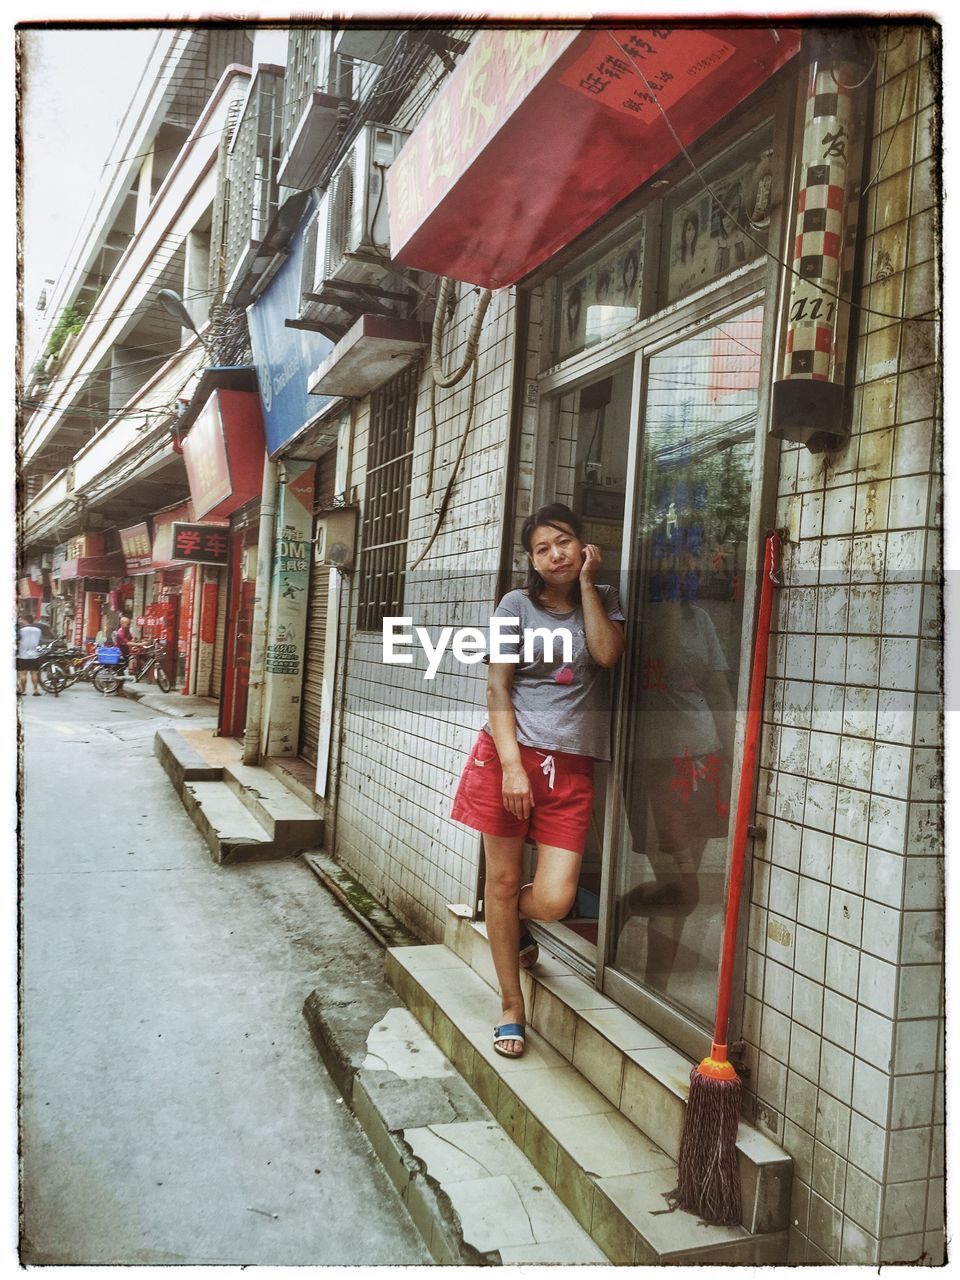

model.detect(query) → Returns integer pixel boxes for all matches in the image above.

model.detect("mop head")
[668,1058,743,1225]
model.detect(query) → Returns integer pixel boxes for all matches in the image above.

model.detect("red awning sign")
[387,26,802,289]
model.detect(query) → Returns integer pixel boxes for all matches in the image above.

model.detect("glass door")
[602,302,765,1044]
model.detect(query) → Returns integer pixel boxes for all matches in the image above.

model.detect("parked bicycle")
[38,645,104,696]
[93,639,172,695]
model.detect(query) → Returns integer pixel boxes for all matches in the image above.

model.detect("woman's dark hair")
[521,503,584,607]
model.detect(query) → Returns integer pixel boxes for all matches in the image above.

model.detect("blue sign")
[247,198,333,456]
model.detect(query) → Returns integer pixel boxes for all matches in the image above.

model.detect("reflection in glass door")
[607,304,764,1032]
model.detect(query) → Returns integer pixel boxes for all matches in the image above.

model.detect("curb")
[302,983,494,1265]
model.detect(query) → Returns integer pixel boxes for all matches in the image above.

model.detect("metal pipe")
[242,452,278,765]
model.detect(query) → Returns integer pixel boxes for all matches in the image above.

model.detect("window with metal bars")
[357,361,419,631]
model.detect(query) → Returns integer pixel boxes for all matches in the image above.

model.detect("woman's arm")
[580,545,625,668]
[486,662,534,819]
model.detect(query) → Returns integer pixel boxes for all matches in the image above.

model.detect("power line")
[607,30,937,326]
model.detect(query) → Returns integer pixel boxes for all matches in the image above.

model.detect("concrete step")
[447,912,792,1237]
[181,780,281,865]
[223,762,324,852]
[154,724,223,790]
[385,944,789,1266]
[305,983,609,1266]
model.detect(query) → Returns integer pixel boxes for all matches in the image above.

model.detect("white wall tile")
[861,898,902,962]
[855,1006,895,1070]
[852,1058,892,1123]
[798,875,830,931]
[793,973,824,1032]
[813,681,847,734]
[858,951,898,1016]
[868,793,908,854]
[835,785,871,842]
[848,584,885,634]
[808,729,842,781]
[826,937,861,995]
[872,742,913,799]
[879,637,919,691]
[890,1072,936,1129]
[800,826,833,881]
[831,837,867,894]
[838,735,875,789]
[876,688,916,743]
[865,847,906,907]
[902,856,942,910]
[843,686,879,738]
[848,1110,888,1180]
[896,964,942,1021]
[795,923,827,982]
[893,1015,940,1075]
[899,910,943,965]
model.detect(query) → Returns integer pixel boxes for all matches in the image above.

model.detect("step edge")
[385,949,787,1257]
[453,917,791,1169]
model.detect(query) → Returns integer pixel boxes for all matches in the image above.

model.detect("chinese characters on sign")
[182,395,232,517]
[560,28,735,123]
[170,523,230,565]
[119,522,152,572]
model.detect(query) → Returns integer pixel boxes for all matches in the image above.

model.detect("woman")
[451,504,625,1057]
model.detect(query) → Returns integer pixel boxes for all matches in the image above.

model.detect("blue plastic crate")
[97,646,123,666]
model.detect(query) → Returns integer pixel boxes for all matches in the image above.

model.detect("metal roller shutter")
[210,566,229,701]
[299,449,338,764]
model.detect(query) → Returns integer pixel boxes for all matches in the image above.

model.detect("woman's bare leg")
[519,844,582,922]
[482,833,526,1054]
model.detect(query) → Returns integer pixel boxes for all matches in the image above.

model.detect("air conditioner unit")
[319,122,409,289]
[298,191,353,331]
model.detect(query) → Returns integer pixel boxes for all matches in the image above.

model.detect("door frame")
[531,266,786,1059]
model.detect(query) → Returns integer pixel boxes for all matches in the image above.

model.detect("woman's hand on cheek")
[579,543,602,586]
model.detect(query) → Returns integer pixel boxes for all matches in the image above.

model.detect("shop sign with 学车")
[120,521,153,572]
[170,523,230,566]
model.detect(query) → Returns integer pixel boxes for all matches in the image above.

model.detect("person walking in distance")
[17,615,43,696]
[451,504,625,1057]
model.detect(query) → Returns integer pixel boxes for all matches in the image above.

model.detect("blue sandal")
[493,1023,526,1058]
[519,929,539,969]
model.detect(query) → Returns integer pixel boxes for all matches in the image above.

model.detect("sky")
[19,26,157,365]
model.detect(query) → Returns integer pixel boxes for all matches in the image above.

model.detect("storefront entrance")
[532,288,773,1056]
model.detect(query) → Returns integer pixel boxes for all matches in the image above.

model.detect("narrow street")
[19,687,431,1266]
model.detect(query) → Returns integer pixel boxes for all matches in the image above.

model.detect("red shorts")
[451,730,595,854]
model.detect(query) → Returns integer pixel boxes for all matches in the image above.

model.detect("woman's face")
[528,522,585,586]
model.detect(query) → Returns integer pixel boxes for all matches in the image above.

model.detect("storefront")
[336,22,941,1266]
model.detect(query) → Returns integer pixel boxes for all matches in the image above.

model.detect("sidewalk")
[19,689,432,1265]
[117,680,218,719]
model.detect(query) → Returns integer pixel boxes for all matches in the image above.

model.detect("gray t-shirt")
[642,603,728,758]
[482,586,625,761]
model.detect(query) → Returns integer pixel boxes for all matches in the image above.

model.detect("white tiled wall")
[743,26,942,1266]
[331,287,522,940]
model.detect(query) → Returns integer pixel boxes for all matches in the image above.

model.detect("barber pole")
[771,38,871,450]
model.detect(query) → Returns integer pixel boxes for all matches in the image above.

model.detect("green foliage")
[45,305,85,360]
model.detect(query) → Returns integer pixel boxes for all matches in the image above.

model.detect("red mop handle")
[711,530,781,1061]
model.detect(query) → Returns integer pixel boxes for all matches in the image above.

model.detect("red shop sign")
[181,389,265,520]
[388,25,801,288]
